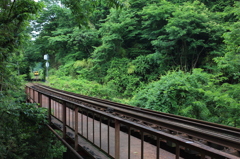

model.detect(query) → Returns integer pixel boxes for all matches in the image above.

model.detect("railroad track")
[31,83,240,155]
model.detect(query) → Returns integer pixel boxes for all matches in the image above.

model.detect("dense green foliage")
[24,0,240,128]
[0,100,65,159]
[0,0,66,158]
[131,69,240,127]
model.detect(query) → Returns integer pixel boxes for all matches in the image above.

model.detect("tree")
[61,0,126,26]
[0,1,66,158]
[214,2,240,84]
[0,0,44,91]
[141,1,224,71]
[92,8,140,63]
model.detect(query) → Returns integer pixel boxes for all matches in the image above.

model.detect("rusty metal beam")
[175,144,180,159]
[107,118,110,155]
[141,130,144,159]
[201,152,205,159]
[157,136,160,159]
[115,119,120,159]
[100,116,102,149]
[48,97,51,124]
[128,126,131,159]
[33,88,35,103]
[93,113,95,144]
[38,92,42,107]
[75,106,79,151]
[81,109,83,135]
[62,101,66,139]
[87,111,89,140]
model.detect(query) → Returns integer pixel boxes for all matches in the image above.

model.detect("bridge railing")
[25,85,234,159]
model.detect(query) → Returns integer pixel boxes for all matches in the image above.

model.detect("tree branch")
[8,0,16,20]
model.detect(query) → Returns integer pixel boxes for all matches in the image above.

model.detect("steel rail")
[34,84,240,135]
[32,84,240,151]
[36,84,240,134]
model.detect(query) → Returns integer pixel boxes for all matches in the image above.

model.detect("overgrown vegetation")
[0,99,66,159]
[3,6,238,159]
[0,0,66,158]
[2,0,238,157]
[24,0,240,128]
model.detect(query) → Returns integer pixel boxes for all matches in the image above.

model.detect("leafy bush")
[104,58,142,97]
[130,69,240,127]
[48,75,115,99]
[0,99,66,159]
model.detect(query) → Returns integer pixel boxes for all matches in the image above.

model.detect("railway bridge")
[25,84,240,159]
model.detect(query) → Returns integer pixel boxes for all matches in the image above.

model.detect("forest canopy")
[24,0,240,127]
